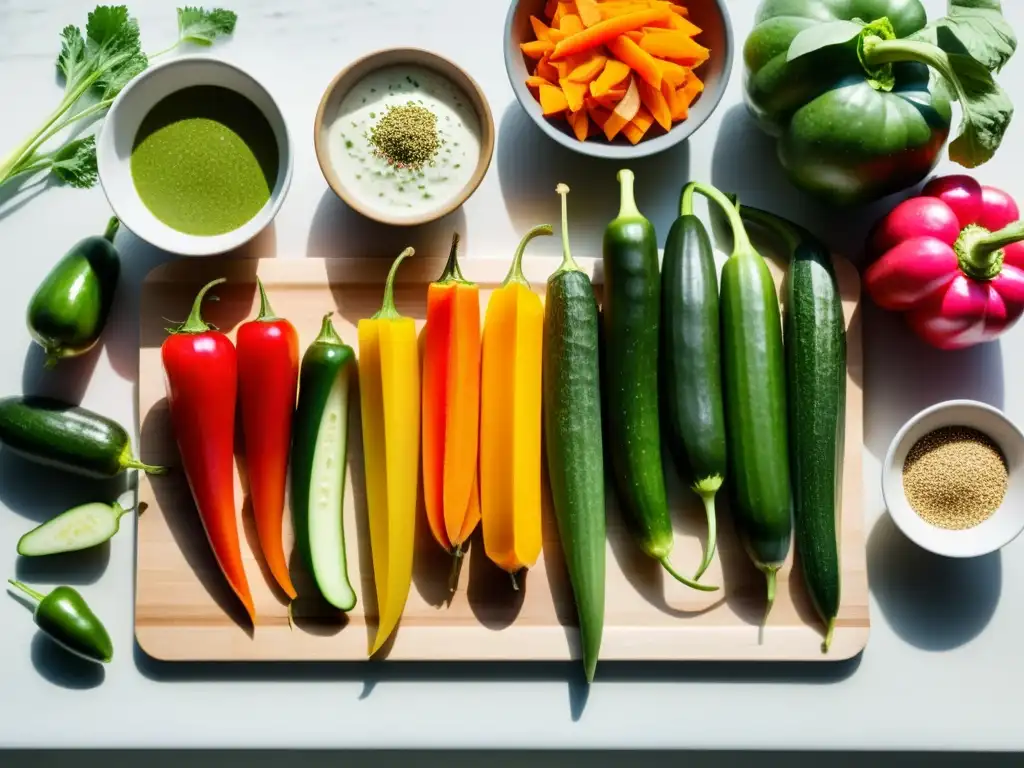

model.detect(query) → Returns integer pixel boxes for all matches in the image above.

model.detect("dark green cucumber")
[602,170,715,592]
[544,184,606,683]
[27,218,121,367]
[0,396,164,478]
[741,205,846,652]
[291,314,357,612]
[686,182,793,619]
[660,197,727,581]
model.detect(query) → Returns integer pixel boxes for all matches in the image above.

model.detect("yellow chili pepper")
[358,247,420,656]
[480,224,552,586]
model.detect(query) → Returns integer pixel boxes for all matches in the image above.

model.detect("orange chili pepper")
[422,233,481,590]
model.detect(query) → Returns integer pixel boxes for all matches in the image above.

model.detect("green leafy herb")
[910,0,1017,72]
[786,20,864,63]
[0,5,238,197]
[855,1,1016,169]
[175,7,238,47]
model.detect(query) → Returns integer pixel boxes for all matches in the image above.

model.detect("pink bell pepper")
[864,175,1024,350]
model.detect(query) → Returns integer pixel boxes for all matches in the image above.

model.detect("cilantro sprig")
[0,5,237,193]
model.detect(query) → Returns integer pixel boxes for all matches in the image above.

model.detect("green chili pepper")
[7,579,113,664]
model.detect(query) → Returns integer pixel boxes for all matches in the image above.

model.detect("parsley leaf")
[176,7,238,47]
[50,136,99,189]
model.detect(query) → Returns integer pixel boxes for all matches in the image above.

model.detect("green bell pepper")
[743,0,1016,206]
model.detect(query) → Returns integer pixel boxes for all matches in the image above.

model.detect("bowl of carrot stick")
[504,0,733,158]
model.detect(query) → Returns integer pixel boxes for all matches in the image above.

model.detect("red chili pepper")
[865,174,1024,350]
[237,278,298,601]
[162,277,255,625]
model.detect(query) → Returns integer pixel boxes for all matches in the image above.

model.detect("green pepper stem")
[976,220,1024,257]
[680,182,697,217]
[823,618,836,653]
[616,169,642,220]
[554,183,581,275]
[503,224,553,288]
[659,556,720,592]
[118,443,167,475]
[437,232,468,284]
[313,312,343,345]
[693,489,719,581]
[372,247,415,320]
[955,222,1024,280]
[103,217,120,243]
[682,182,754,256]
[862,37,967,112]
[763,565,779,624]
[8,579,44,603]
[255,277,277,322]
[175,277,225,335]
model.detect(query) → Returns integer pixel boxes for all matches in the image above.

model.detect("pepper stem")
[659,556,720,592]
[616,169,642,219]
[554,183,581,274]
[955,222,1024,281]
[680,182,697,217]
[8,579,44,603]
[823,618,836,654]
[371,247,415,320]
[437,232,468,284]
[683,182,754,256]
[119,444,168,475]
[313,312,343,345]
[255,277,277,321]
[503,224,553,287]
[174,277,226,335]
[693,489,719,581]
[447,546,464,594]
[103,217,120,243]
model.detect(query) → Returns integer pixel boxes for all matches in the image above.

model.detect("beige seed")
[902,426,1008,531]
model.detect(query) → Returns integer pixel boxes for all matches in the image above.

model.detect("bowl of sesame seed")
[882,400,1024,558]
[314,48,495,227]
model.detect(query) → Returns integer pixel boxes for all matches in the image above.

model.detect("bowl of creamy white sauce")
[315,49,495,226]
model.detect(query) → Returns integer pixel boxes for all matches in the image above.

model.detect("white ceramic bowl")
[96,55,292,257]
[882,400,1024,558]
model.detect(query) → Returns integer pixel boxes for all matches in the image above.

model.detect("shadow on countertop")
[134,641,862,724]
[496,102,691,259]
[867,514,1001,652]
[30,633,106,690]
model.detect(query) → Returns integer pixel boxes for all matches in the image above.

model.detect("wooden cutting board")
[134,252,868,663]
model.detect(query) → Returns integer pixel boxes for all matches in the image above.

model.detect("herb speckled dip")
[314,49,494,227]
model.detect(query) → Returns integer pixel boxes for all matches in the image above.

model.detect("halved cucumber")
[291,314,357,612]
[18,501,131,556]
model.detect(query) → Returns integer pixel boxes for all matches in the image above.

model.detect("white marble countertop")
[1,0,1022,751]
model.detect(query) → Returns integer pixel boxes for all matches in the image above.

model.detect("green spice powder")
[368,101,442,171]
[130,85,279,237]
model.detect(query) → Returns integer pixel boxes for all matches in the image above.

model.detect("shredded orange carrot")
[550,8,671,60]
[521,0,708,144]
[521,40,554,60]
[637,78,671,130]
[607,35,662,88]
[576,0,603,27]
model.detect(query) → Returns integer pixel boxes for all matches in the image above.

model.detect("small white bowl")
[882,400,1024,558]
[96,55,292,257]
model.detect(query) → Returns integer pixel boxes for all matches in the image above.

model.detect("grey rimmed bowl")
[503,0,733,159]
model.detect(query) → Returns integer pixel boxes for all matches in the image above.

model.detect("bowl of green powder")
[96,55,292,257]
[883,400,1024,558]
